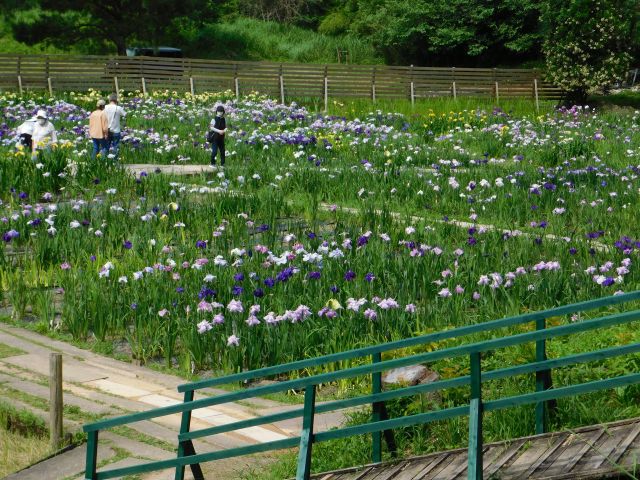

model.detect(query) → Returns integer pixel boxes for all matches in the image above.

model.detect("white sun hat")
[36,109,48,119]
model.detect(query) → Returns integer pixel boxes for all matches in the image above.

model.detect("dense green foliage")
[543,0,636,104]
[1,0,637,70]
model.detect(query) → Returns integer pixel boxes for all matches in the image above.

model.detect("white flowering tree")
[543,0,635,105]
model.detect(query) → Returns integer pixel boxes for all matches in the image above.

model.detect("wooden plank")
[332,467,374,480]
[482,438,528,478]
[422,453,458,480]
[369,462,407,480]
[533,428,605,478]
[356,462,406,480]
[501,433,569,480]
[572,424,633,473]
[392,454,449,480]
[608,420,640,467]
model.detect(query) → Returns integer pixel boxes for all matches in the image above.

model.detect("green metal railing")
[83,291,640,480]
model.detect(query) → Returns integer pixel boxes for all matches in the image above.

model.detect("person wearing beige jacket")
[89,99,108,158]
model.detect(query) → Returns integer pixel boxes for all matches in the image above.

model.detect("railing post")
[174,390,204,480]
[85,430,98,480]
[372,352,383,463]
[190,77,195,96]
[141,77,147,96]
[296,385,316,480]
[371,353,397,463]
[467,352,483,480]
[18,75,23,95]
[535,318,555,434]
[494,81,499,103]
[114,76,119,96]
[48,77,53,97]
[534,78,540,112]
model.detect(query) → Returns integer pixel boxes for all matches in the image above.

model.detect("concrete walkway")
[126,164,213,176]
[0,324,344,479]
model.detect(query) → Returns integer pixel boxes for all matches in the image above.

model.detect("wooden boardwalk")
[311,417,640,480]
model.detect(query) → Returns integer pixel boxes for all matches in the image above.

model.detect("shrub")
[543,0,635,104]
[318,12,350,36]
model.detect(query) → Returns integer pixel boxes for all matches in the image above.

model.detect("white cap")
[36,109,48,119]
[97,99,106,107]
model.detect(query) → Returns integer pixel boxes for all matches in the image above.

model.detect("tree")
[3,0,220,55]
[542,0,636,104]
[350,0,543,66]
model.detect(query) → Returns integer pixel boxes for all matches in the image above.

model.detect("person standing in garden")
[104,93,126,158]
[209,105,227,167]
[31,109,57,159]
[89,99,109,159]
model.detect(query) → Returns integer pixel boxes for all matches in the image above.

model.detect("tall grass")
[182,17,381,64]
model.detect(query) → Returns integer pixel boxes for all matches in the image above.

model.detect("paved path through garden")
[0,323,344,479]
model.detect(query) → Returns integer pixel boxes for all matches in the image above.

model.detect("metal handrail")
[82,291,640,480]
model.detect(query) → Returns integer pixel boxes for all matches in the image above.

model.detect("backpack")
[206,130,216,143]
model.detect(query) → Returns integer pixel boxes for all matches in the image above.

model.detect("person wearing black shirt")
[209,105,227,166]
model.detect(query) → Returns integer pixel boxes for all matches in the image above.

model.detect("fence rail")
[83,291,640,480]
[0,54,563,102]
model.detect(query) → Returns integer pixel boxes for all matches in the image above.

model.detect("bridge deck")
[311,417,640,480]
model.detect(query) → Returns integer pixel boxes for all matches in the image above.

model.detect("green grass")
[590,91,640,109]
[0,341,24,358]
[0,400,51,477]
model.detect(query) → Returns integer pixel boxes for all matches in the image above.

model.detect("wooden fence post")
[50,353,63,451]
[190,77,195,96]
[410,64,415,107]
[632,68,639,87]
[114,76,119,95]
[452,67,457,100]
[279,64,285,105]
[141,77,147,96]
[234,64,239,99]
[45,55,50,87]
[17,75,23,95]
[324,65,328,113]
[495,82,500,103]
[47,77,53,97]
[372,66,376,103]
[534,79,540,112]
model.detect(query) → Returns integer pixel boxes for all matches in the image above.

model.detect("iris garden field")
[2,89,640,471]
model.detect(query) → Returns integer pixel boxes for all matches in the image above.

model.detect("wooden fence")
[0,54,563,104]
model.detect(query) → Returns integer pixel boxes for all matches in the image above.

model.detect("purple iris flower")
[232,285,244,295]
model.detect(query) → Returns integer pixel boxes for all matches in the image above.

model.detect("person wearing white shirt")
[104,93,126,157]
[16,116,37,151]
[31,110,57,158]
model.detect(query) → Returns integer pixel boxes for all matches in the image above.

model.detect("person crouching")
[31,110,57,159]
